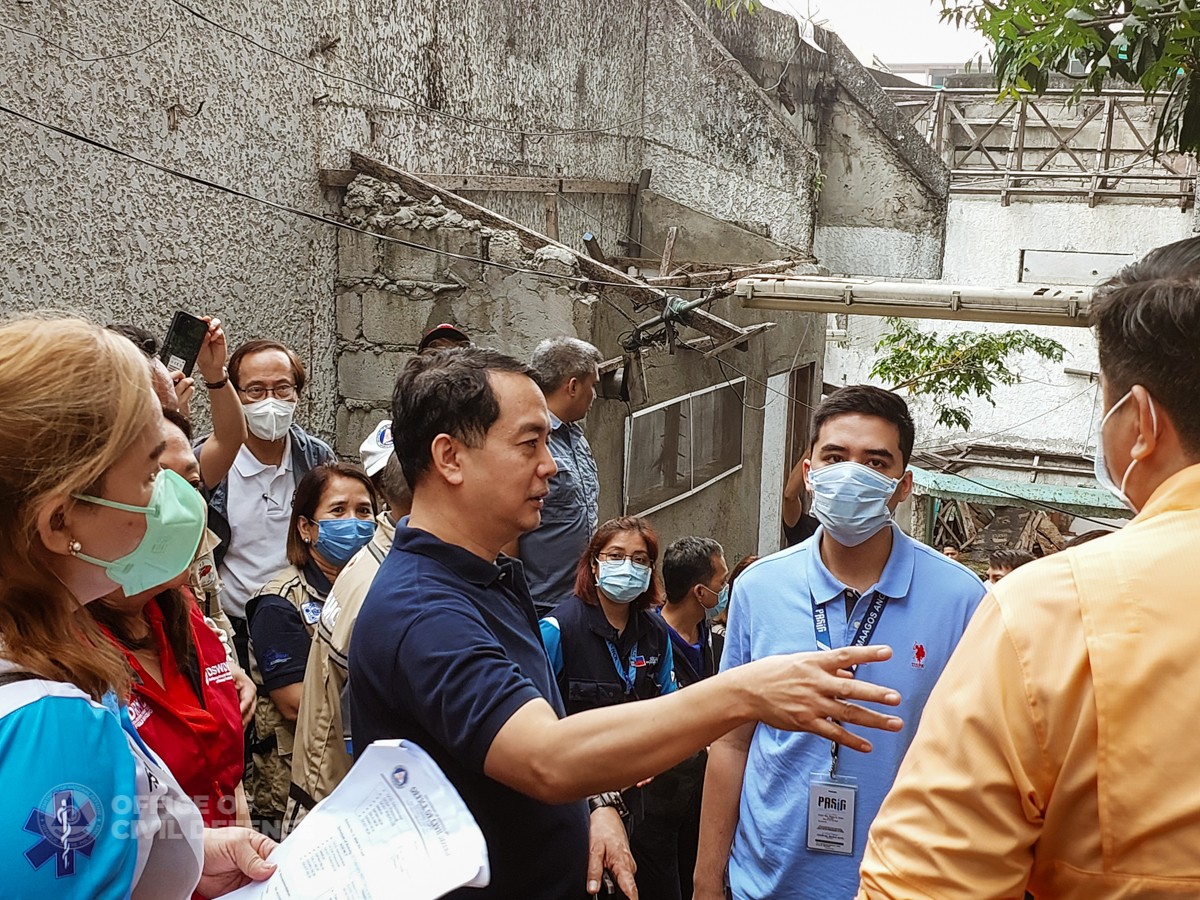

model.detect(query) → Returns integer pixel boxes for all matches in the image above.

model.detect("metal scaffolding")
[884,87,1199,209]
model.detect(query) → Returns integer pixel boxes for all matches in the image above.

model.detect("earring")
[68,540,82,555]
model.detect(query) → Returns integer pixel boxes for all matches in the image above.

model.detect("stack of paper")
[222,740,489,900]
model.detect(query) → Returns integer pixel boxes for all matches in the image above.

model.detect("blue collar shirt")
[721,524,985,900]
[518,412,600,613]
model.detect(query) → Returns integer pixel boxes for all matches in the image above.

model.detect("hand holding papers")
[222,740,489,900]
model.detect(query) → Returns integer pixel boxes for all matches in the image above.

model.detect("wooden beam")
[582,232,610,267]
[544,193,560,242]
[416,174,636,195]
[700,321,777,358]
[659,226,679,275]
[625,168,652,257]
[322,169,637,195]
[349,153,665,307]
[646,258,802,288]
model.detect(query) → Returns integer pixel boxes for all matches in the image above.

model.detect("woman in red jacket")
[90,413,246,827]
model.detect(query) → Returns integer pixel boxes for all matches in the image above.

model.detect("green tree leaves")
[707,0,760,18]
[869,317,1066,430]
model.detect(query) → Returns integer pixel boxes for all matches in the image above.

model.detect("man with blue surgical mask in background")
[695,385,986,900]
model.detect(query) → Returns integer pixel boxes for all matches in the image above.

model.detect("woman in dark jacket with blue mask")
[539,516,677,716]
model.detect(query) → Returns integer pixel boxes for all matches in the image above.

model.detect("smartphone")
[160,311,209,376]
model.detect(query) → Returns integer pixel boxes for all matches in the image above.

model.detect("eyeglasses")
[597,551,652,568]
[238,383,297,401]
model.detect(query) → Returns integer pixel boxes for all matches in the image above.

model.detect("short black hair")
[390,346,537,487]
[228,339,308,393]
[663,536,723,604]
[375,454,412,512]
[988,548,1034,570]
[1092,236,1200,455]
[106,323,159,358]
[812,385,915,468]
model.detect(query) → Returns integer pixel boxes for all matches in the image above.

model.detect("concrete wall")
[813,36,949,279]
[1,0,338,435]
[1,0,829,441]
[824,195,1197,454]
[337,176,826,558]
[681,4,950,279]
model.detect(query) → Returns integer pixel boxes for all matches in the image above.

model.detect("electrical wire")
[0,101,693,300]
[165,0,740,140]
[0,17,171,63]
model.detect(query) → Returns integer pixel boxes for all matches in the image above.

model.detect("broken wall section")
[333,174,826,560]
[332,177,596,455]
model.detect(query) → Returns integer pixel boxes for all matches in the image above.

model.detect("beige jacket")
[283,514,395,835]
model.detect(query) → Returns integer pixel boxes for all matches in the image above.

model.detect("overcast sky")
[761,0,991,67]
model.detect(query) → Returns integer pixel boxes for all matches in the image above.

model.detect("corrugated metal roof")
[910,466,1131,520]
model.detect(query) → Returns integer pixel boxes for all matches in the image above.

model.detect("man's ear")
[429,433,466,486]
[1129,384,1160,462]
[565,376,580,399]
[35,494,75,556]
[892,469,914,506]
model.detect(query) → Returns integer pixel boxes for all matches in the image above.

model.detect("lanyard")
[606,640,639,694]
[812,589,890,776]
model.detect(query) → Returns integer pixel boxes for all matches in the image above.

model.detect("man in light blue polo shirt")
[694,385,985,900]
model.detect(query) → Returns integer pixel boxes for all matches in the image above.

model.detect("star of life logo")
[24,783,105,879]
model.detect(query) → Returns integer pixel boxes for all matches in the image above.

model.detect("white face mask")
[1092,390,1157,513]
[243,398,296,442]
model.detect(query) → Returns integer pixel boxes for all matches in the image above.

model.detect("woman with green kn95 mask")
[0,315,277,899]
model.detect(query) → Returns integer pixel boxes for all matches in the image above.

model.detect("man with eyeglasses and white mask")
[858,238,1200,898]
[695,385,986,900]
[197,339,335,670]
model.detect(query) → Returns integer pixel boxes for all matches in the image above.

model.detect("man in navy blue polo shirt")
[350,350,910,900]
[694,385,987,900]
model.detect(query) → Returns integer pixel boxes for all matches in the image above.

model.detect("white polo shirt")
[218,442,296,619]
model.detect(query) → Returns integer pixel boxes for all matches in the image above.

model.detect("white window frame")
[622,377,746,517]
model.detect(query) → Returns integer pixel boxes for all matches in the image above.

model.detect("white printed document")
[222,740,489,900]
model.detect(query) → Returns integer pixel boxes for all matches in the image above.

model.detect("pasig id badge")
[807,773,857,855]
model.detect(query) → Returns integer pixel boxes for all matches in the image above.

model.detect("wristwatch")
[587,790,630,820]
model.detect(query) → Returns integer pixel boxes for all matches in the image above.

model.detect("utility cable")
[0,100,690,300]
[165,0,739,140]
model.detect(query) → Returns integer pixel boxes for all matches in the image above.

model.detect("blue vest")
[550,595,672,716]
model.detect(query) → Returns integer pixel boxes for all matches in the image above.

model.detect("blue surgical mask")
[705,584,730,621]
[807,461,900,547]
[71,468,207,596]
[597,558,651,604]
[1092,391,1157,513]
[314,517,376,565]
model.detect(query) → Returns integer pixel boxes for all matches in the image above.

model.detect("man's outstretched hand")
[738,645,903,752]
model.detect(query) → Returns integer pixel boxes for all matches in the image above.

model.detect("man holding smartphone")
[197,339,335,671]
